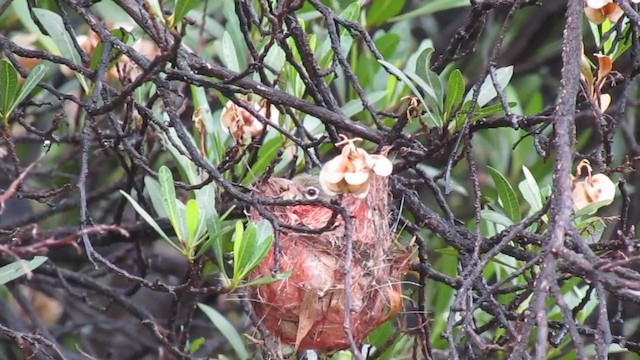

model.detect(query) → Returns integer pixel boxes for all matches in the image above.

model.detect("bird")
[290,173,336,201]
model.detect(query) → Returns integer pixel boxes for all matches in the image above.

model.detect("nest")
[248,175,409,352]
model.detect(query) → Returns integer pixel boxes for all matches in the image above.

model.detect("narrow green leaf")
[234,221,258,281]
[221,31,240,72]
[158,166,186,242]
[143,176,168,218]
[464,66,514,107]
[9,64,47,117]
[338,2,361,56]
[445,69,464,118]
[366,0,406,26]
[185,199,201,247]
[390,0,469,22]
[203,217,229,278]
[340,1,361,22]
[415,47,443,110]
[11,0,57,53]
[481,209,515,227]
[0,256,48,285]
[241,136,283,185]
[487,166,521,222]
[188,337,205,354]
[173,0,199,24]
[340,91,387,117]
[518,166,543,213]
[33,8,89,92]
[120,190,178,250]
[231,220,245,283]
[232,220,274,284]
[89,28,133,71]
[0,60,18,119]
[574,199,613,218]
[198,303,249,360]
[239,271,291,287]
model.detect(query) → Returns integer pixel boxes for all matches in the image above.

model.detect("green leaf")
[241,136,283,185]
[198,303,249,360]
[415,47,443,110]
[202,219,232,278]
[89,28,133,71]
[574,199,613,218]
[518,166,543,213]
[33,8,89,92]
[232,220,273,285]
[173,0,199,24]
[158,166,186,242]
[144,176,168,218]
[9,64,47,117]
[378,59,441,126]
[0,59,19,120]
[487,166,521,222]
[337,2,361,56]
[239,271,291,287]
[366,0,406,26]
[390,0,469,22]
[340,91,387,118]
[120,190,179,250]
[157,117,217,223]
[188,337,205,354]
[340,1,361,22]
[221,31,240,72]
[231,220,245,281]
[481,209,514,227]
[185,199,201,247]
[11,0,57,53]
[445,69,464,118]
[464,66,514,107]
[0,256,48,285]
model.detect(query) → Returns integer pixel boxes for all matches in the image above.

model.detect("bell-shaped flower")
[220,97,279,141]
[319,137,393,198]
[571,159,616,213]
[584,0,624,24]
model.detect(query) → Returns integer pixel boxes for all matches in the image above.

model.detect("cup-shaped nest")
[248,175,408,352]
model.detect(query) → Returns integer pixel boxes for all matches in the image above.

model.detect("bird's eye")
[305,186,320,200]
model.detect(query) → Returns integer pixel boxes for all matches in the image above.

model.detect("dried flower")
[319,136,393,198]
[571,159,615,213]
[220,96,279,140]
[580,51,613,112]
[584,0,624,24]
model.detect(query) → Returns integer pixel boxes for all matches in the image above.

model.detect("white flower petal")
[572,182,590,210]
[370,155,393,176]
[344,170,369,186]
[589,174,616,203]
[320,158,347,184]
[586,0,611,9]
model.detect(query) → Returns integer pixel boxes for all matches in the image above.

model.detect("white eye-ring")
[304,186,320,200]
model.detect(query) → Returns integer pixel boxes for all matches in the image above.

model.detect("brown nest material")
[248,175,409,352]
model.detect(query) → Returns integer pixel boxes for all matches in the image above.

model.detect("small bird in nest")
[289,173,337,202]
